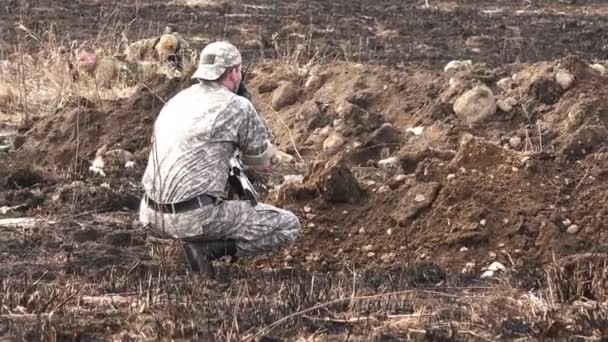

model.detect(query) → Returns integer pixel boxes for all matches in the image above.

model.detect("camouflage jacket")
[141,81,275,203]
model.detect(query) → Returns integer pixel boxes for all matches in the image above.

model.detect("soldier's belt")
[144,193,216,214]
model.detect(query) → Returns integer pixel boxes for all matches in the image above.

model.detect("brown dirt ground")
[1,0,608,340]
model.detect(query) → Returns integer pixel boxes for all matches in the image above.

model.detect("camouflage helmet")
[191,41,242,81]
[155,34,179,57]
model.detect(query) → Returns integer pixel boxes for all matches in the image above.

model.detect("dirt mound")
[16,74,192,172]
[8,54,608,274]
[238,55,608,273]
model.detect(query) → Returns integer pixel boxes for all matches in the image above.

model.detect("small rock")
[414,194,426,202]
[363,244,374,252]
[453,85,497,125]
[386,228,393,236]
[304,73,321,89]
[124,161,136,168]
[480,270,495,279]
[509,136,522,149]
[505,97,518,106]
[489,252,497,259]
[406,126,424,136]
[566,224,580,234]
[378,157,400,170]
[367,252,375,258]
[271,82,299,110]
[460,247,469,252]
[342,210,348,214]
[359,227,366,234]
[318,126,333,138]
[380,252,396,263]
[496,77,513,91]
[304,206,312,213]
[378,185,390,193]
[555,70,574,90]
[562,219,571,226]
[307,223,315,228]
[444,60,472,73]
[512,167,519,172]
[498,243,505,248]
[497,99,512,113]
[89,165,106,177]
[447,174,456,180]
[322,133,345,153]
[590,63,606,75]
[486,262,507,272]
[285,255,293,262]
[274,150,295,164]
[480,219,487,226]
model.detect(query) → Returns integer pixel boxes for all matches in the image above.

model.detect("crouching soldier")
[138,41,301,277]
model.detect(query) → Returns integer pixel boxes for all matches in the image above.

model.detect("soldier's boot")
[183,240,237,278]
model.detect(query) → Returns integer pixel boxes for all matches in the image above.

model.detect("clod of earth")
[529,77,563,104]
[392,182,440,226]
[296,101,321,121]
[453,85,497,125]
[271,82,299,110]
[303,156,364,204]
[258,79,279,94]
[363,123,401,147]
[559,124,608,160]
[451,134,510,171]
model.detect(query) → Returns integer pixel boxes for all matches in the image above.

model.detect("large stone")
[453,85,497,125]
[271,82,299,110]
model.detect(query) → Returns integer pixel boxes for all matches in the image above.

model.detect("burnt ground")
[1,0,608,68]
[1,0,608,340]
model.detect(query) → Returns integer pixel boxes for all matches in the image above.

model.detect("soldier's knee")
[283,210,301,243]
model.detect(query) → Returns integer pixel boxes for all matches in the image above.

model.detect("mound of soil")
[8,54,608,275]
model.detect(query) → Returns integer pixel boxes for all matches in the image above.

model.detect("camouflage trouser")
[138,197,301,256]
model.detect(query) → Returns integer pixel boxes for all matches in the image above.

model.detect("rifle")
[228,152,258,205]
[236,62,252,100]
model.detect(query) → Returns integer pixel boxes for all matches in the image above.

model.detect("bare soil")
[1,0,608,340]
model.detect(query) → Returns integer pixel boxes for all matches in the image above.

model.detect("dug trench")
[1,52,608,339]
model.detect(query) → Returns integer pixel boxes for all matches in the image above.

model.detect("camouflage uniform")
[138,42,300,256]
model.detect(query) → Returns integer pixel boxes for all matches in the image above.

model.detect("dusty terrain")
[1,0,608,340]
